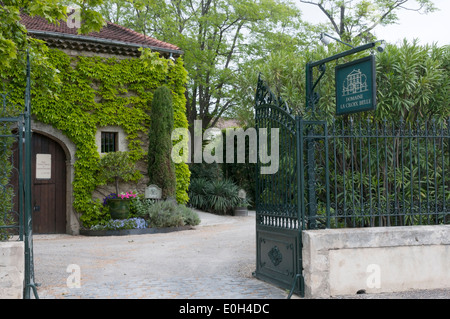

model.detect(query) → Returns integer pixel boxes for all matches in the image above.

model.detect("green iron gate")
[0,52,38,299]
[253,76,305,297]
[254,74,449,298]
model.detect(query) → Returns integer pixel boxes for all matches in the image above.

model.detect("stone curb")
[79,225,193,237]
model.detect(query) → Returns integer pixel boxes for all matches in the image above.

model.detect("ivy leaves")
[27,48,189,226]
[0,0,105,70]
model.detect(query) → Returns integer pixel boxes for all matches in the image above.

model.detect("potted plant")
[233,189,250,217]
[98,151,140,219]
[102,191,138,219]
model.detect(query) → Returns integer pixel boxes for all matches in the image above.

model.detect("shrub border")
[79,225,194,237]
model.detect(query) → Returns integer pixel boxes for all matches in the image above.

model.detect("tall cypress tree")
[147,85,176,199]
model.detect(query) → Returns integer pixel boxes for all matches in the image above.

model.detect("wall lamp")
[319,32,354,48]
[375,40,386,53]
[320,32,386,52]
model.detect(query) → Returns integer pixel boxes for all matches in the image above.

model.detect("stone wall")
[0,242,24,299]
[302,225,450,298]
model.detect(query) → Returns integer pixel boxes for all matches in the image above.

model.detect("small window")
[101,132,118,153]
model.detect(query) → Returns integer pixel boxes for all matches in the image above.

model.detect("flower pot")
[233,206,248,217]
[108,199,131,219]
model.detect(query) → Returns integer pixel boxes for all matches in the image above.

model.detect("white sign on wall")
[36,154,52,179]
[145,184,162,199]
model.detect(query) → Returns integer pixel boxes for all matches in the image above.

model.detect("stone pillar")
[0,242,24,299]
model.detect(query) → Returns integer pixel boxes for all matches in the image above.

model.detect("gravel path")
[31,210,449,299]
[33,211,291,299]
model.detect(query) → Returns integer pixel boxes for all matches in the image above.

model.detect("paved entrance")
[32,211,449,299]
[33,211,294,299]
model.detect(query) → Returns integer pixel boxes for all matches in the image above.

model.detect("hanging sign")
[335,55,376,115]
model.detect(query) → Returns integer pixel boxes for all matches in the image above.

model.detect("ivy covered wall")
[2,47,190,228]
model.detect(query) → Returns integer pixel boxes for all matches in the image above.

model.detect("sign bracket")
[305,41,380,116]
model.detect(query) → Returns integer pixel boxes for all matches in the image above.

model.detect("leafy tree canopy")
[0,0,105,69]
[95,0,308,130]
[299,0,437,42]
[233,39,449,125]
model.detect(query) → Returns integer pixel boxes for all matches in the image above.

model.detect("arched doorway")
[31,133,67,234]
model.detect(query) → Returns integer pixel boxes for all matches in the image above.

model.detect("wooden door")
[32,133,66,234]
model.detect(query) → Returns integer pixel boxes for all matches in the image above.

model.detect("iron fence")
[0,94,25,240]
[0,52,39,298]
[255,75,448,298]
[303,118,450,229]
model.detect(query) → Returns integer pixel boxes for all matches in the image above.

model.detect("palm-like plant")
[188,178,209,211]
[188,178,241,215]
[205,179,241,215]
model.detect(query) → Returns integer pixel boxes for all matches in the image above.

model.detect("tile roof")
[20,13,182,55]
[215,118,241,129]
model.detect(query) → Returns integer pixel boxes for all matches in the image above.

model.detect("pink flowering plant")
[102,191,137,206]
[118,191,137,200]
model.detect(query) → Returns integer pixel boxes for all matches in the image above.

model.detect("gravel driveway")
[32,210,449,299]
[33,211,289,299]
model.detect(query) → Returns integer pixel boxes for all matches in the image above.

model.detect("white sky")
[297,0,450,46]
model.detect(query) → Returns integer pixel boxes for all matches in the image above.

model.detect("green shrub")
[221,128,256,209]
[133,198,200,227]
[178,204,201,226]
[98,151,140,195]
[188,178,241,215]
[187,178,210,211]
[0,202,14,241]
[0,126,15,241]
[130,196,156,218]
[148,201,183,228]
[189,162,223,181]
[206,179,241,215]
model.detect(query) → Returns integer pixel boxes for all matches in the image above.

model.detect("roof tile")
[20,13,180,52]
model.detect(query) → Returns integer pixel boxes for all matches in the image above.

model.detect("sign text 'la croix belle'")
[335,55,376,115]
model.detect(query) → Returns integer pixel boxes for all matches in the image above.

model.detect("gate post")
[294,116,305,297]
[23,51,39,299]
[296,116,304,230]
[306,126,317,229]
[298,118,319,230]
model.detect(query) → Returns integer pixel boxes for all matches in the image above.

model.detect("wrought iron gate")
[253,76,304,296]
[254,74,449,298]
[0,52,38,299]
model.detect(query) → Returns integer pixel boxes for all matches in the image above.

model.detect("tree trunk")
[115,177,120,195]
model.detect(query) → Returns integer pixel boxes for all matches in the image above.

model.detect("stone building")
[18,14,187,235]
